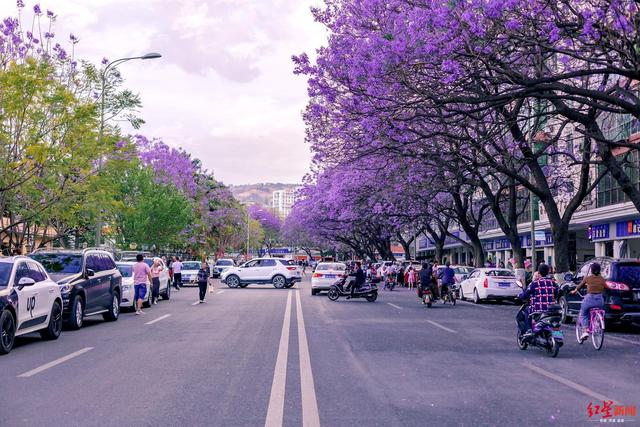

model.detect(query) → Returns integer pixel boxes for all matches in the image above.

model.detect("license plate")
[498,282,511,287]
[552,330,564,338]
[325,274,336,279]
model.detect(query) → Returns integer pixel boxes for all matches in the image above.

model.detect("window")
[277,259,296,266]
[244,260,259,268]
[27,262,47,282]
[260,259,277,267]
[597,151,640,208]
[0,263,12,289]
[104,255,116,270]
[14,262,30,284]
[577,262,592,279]
[85,254,100,272]
[30,253,82,274]
[117,265,133,278]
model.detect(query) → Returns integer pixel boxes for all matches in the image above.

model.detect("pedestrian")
[172,256,183,290]
[133,254,151,315]
[407,267,417,289]
[197,261,209,303]
[150,257,164,305]
[498,260,505,268]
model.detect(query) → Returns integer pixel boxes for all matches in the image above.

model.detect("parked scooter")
[516,303,564,358]
[328,276,378,302]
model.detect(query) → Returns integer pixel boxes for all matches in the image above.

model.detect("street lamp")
[95,52,162,246]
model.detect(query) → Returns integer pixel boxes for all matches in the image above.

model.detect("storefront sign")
[616,220,640,238]
[495,238,511,250]
[418,237,433,250]
[482,240,494,250]
[524,232,553,247]
[588,223,610,241]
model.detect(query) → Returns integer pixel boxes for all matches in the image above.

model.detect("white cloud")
[0,0,327,185]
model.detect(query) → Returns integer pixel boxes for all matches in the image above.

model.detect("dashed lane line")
[265,291,292,427]
[387,303,403,310]
[216,290,225,295]
[145,314,171,325]
[295,291,320,427]
[426,319,458,334]
[18,347,94,378]
[522,362,617,403]
[458,300,491,309]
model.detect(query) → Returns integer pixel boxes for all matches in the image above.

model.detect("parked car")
[142,258,171,300]
[459,268,522,304]
[221,258,302,289]
[30,249,122,329]
[311,262,347,295]
[212,259,235,278]
[179,261,203,286]
[558,257,640,325]
[0,256,63,354]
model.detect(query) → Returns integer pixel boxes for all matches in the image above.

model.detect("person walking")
[407,267,416,289]
[172,257,183,290]
[133,254,151,315]
[150,258,164,305]
[197,261,209,303]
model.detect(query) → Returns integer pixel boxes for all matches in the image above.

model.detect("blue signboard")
[495,238,511,250]
[524,232,553,247]
[483,240,494,250]
[588,223,610,241]
[616,219,640,238]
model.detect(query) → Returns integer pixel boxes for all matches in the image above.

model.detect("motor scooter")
[328,276,378,302]
[417,286,434,307]
[516,303,564,358]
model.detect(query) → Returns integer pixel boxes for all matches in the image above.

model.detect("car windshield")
[613,263,640,288]
[455,267,473,274]
[117,265,133,277]
[0,263,12,289]
[316,263,346,271]
[216,260,234,266]
[487,269,515,277]
[31,253,82,274]
[182,262,200,270]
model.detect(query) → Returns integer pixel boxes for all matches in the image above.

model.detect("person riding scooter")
[517,263,558,337]
[419,262,437,299]
[347,261,366,298]
[438,261,456,299]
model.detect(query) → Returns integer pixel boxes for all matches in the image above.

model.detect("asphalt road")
[2,277,639,427]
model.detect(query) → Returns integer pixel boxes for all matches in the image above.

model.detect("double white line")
[265,291,320,427]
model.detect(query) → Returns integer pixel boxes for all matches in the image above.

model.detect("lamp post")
[95,52,162,246]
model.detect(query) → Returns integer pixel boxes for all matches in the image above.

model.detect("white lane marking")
[216,290,225,295]
[522,363,617,403]
[606,335,640,345]
[191,301,201,306]
[295,291,321,427]
[387,303,402,310]
[265,291,292,427]
[145,314,171,325]
[426,319,457,334]
[458,300,491,309]
[18,347,94,378]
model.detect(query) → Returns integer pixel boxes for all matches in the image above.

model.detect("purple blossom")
[33,4,41,15]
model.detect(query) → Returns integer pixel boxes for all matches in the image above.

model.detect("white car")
[116,260,170,309]
[179,261,203,286]
[212,258,235,278]
[221,258,302,289]
[459,268,522,304]
[0,256,63,354]
[311,262,347,295]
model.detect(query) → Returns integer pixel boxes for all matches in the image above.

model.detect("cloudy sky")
[0,1,326,185]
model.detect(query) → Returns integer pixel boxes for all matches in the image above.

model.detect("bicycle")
[575,306,605,350]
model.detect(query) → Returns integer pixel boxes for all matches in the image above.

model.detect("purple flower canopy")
[248,204,282,233]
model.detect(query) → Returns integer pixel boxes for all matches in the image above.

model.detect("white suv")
[221,258,302,289]
[0,256,63,354]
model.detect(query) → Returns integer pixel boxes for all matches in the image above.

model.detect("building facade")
[272,189,297,218]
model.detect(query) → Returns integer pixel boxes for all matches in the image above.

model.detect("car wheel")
[459,287,465,301]
[41,301,63,340]
[0,310,16,355]
[473,288,481,304]
[226,275,240,288]
[103,292,120,321]
[559,296,572,324]
[162,282,171,300]
[311,289,318,296]
[67,295,84,330]
[272,275,286,289]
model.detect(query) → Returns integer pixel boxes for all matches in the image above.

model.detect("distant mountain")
[230,183,300,206]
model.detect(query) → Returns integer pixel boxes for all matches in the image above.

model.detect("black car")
[30,249,122,329]
[558,257,640,326]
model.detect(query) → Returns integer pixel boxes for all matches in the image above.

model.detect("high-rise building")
[272,189,297,218]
